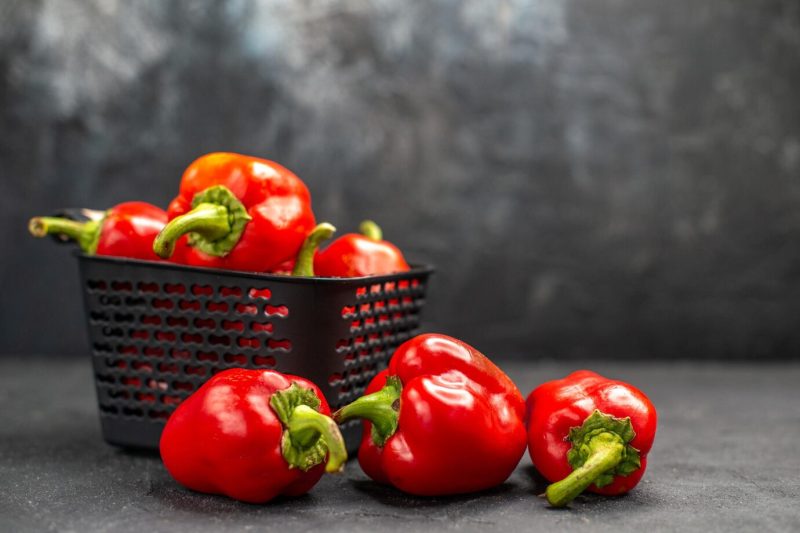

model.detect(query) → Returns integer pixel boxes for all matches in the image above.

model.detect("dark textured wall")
[2,0,799,359]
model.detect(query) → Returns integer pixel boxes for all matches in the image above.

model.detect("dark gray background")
[2,0,799,359]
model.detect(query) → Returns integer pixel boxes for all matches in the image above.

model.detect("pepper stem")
[545,432,624,507]
[153,185,250,259]
[285,405,347,473]
[28,216,103,254]
[545,409,642,507]
[270,383,347,473]
[333,376,402,447]
[359,220,382,241]
[291,223,336,277]
[152,203,230,258]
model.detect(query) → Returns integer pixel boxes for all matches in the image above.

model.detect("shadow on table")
[148,478,322,515]
[345,462,558,507]
[524,464,550,496]
[350,478,518,508]
[522,465,640,511]
[113,445,161,459]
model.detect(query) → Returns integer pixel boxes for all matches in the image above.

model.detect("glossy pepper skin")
[526,370,657,507]
[308,220,409,277]
[160,369,347,504]
[153,152,316,272]
[334,334,527,496]
[29,201,181,261]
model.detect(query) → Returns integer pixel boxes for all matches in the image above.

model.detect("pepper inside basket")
[77,253,433,452]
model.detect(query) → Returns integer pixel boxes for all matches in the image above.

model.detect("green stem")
[28,216,103,254]
[333,376,402,447]
[545,432,625,507]
[285,405,347,473]
[291,223,336,277]
[270,383,347,473]
[359,220,382,241]
[152,203,230,259]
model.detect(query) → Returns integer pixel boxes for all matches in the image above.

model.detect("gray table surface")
[1,356,798,532]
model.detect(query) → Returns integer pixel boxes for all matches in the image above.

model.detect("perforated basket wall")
[76,254,433,451]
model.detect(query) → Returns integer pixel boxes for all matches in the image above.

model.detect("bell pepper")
[526,370,657,507]
[28,201,178,261]
[333,333,527,496]
[160,368,347,504]
[292,220,409,277]
[153,152,316,272]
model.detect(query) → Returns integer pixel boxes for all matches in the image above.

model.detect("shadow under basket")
[76,253,433,452]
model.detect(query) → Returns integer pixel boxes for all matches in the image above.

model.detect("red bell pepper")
[526,370,657,507]
[160,368,347,504]
[29,201,179,261]
[292,220,409,277]
[153,152,316,272]
[333,333,527,496]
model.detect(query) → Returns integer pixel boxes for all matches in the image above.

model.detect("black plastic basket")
[76,253,433,451]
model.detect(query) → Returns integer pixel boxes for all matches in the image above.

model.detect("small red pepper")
[526,370,657,507]
[160,368,347,504]
[29,201,179,261]
[334,334,527,496]
[153,152,316,272]
[292,220,409,277]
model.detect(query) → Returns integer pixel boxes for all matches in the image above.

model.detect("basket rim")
[74,252,435,285]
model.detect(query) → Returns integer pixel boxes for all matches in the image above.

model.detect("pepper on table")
[292,219,409,277]
[153,152,316,272]
[526,370,657,507]
[333,333,527,496]
[29,201,182,262]
[160,368,347,504]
